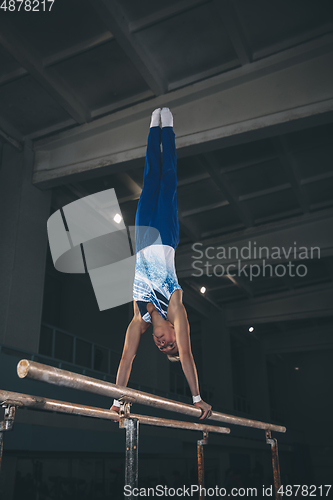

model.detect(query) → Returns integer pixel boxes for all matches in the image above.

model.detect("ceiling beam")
[69,181,200,258]
[115,172,212,203]
[310,200,333,212]
[112,171,200,242]
[0,116,24,151]
[91,90,154,119]
[44,32,114,67]
[117,192,140,204]
[272,136,310,213]
[200,153,253,227]
[181,200,229,218]
[0,67,27,86]
[238,183,291,202]
[68,169,200,243]
[64,183,128,230]
[212,0,252,65]
[177,172,210,187]
[26,119,77,141]
[176,207,333,277]
[200,280,235,293]
[0,33,115,87]
[225,283,333,326]
[220,154,278,174]
[226,274,254,298]
[32,38,333,187]
[301,170,333,185]
[113,170,203,243]
[0,20,91,125]
[129,0,209,33]
[89,0,167,95]
[253,208,302,226]
[200,223,244,240]
[184,280,222,312]
[118,172,201,241]
[168,59,239,92]
[117,172,142,199]
[26,90,154,141]
[253,23,333,61]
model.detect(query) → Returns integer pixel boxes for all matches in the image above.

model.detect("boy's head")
[152,319,179,357]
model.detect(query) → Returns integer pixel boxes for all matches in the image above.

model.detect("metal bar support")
[0,400,21,473]
[197,431,208,499]
[120,418,139,499]
[265,430,282,500]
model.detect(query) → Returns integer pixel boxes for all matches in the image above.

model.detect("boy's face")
[152,321,178,355]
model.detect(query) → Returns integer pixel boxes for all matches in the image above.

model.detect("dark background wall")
[1,0,333,497]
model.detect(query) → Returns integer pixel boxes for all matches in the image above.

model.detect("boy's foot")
[161,107,173,128]
[150,108,161,128]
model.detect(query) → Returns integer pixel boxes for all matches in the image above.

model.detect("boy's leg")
[135,110,162,250]
[135,124,161,227]
[158,109,179,249]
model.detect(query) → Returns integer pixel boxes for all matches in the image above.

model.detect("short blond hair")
[167,354,180,362]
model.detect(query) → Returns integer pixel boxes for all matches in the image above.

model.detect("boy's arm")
[110,301,150,412]
[168,295,212,420]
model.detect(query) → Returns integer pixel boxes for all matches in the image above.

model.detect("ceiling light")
[113,213,122,224]
[295,367,299,371]
[249,326,254,332]
[200,286,206,294]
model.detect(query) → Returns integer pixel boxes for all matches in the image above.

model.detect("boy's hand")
[110,405,120,422]
[110,405,120,413]
[194,400,212,420]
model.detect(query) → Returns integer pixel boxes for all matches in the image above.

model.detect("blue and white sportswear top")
[133,244,182,323]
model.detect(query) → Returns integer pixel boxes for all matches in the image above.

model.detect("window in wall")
[39,324,53,357]
[75,338,92,368]
[54,331,73,363]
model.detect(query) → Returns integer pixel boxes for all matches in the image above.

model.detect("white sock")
[150,108,161,128]
[161,107,173,128]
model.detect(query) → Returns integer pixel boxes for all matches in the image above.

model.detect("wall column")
[0,141,51,352]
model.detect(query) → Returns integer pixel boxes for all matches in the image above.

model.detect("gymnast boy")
[111,108,212,420]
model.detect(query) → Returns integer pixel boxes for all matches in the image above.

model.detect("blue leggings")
[135,126,179,251]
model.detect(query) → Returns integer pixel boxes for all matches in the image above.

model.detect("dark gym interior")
[0,0,332,498]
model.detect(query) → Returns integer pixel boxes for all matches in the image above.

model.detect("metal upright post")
[197,431,208,499]
[120,418,139,498]
[118,397,139,499]
[265,430,282,499]
[0,400,21,473]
